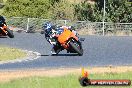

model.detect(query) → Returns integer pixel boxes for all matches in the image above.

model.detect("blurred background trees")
[1,0,132,22]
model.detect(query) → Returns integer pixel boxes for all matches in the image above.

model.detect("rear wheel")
[0,29,6,36]
[79,77,90,87]
[6,28,14,38]
[69,41,83,56]
[41,30,45,34]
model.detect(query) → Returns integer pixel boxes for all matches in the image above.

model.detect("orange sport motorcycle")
[0,21,14,38]
[51,27,84,56]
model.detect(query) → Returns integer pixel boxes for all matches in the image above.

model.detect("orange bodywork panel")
[1,25,7,34]
[57,28,78,49]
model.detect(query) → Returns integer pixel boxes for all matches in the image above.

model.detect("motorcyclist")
[0,15,6,34]
[0,15,6,25]
[43,22,78,55]
[43,22,61,54]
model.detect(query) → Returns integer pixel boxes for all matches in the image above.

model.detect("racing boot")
[51,48,57,55]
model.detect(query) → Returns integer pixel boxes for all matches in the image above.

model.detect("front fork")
[67,38,82,47]
[66,38,82,53]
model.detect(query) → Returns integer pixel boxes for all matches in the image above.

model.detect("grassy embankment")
[0,46,26,61]
[0,71,131,88]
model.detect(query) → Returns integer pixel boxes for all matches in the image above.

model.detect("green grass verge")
[0,72,132,88]
[0,46,26,61]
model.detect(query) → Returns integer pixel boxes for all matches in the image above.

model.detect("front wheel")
[69,41,83,56]
[6,28,14,38]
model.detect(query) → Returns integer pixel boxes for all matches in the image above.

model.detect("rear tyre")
[69,41,83,56]
[0,29,6,36]
[79,77,89,87]
[41,30,45,34]
[6,28,14,38]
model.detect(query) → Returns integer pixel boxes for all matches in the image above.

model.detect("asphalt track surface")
[0,32,132,70]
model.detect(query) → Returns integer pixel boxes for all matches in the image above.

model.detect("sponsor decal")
[79,68,131,87]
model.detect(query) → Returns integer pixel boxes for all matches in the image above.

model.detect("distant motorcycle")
[53,27,84,56]
[0,22,14,38]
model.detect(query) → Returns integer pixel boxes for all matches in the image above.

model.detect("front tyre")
[6,28,14,38]
[69,41,83,56]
